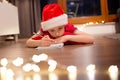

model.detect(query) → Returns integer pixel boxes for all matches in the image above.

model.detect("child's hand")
[41,35,55,46]
[54,35,70,43]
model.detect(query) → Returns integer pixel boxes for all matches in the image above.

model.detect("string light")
[32,55,41,63]
[6,69,14,80]
[0,58,8,66]
[32,53,48,63]
[38,53,48,61]
[49,73,58,80]
[67,65,77,80]
[86,64,96,80]
[12,57,24,66]
[86,64,96,72]
[48,59,57,72]
[0,53,119,80]
[31,64,40,72]
[33,73,42,80]
[22,63,32,72]
[108,65,118,80]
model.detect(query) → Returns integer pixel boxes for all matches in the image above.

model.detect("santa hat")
[41,4,68,31]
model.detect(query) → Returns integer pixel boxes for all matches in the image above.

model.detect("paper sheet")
[35,43,64,50]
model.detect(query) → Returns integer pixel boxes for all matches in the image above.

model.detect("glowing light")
[0,58,8,66]
[0,67,7,80]
[88,22,94,25]
[31,64,40,72]
[38,53,48,61]
[95,22,99,24]
[86,64,96,80]
[24,76,31,80]
[101,20,105,23]
[32,55,40,63]
[48,59,57,72]
[33,73,42,80]
[6,69,14,80]
[108,65,118,80]
[67,65,77,73]
[49,73,58,80]
[86,64,95,72]
[32,53,48,63]
[67,65,77,80]
[15,76,24,80]
[22,63,32,72]
[12,57,24,66]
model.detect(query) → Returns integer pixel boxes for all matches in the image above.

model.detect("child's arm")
[26,35,55,48]
[54,30,94,44]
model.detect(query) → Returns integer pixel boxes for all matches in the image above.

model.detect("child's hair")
[41,4,68,31]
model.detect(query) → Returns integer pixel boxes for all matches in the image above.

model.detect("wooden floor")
[0,35,120,80]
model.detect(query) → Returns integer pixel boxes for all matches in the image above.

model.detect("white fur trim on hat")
[41,14,68,31]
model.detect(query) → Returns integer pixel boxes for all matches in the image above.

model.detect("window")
[67,0,101,18]
[58,0,120,24]
[108,0,120,14]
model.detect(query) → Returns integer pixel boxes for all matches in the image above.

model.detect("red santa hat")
[41,4,68,31]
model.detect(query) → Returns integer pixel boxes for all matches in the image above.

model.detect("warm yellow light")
[24,76,31,80]
[15,75,24,80]
[48,59,57,72]
[67,65,77,73]
[86,64,95,72]
[88,22,94,25]
[101,20,105,23]
[6,69,14,80]
[33,73,42,80]
[12,57,24,66]
[108,65,118,73]
[67,65,77,80]
[0,67,7,80]
[0,58,8,66]
[86,64,96,80]
[108,65,118,80]
[38,53,48,61]
[32,54,48,63]
[32,55,40,63]
[31,64,40,72]
[95,22,99,24]
[22,63,32,72]
[49,73,58,80]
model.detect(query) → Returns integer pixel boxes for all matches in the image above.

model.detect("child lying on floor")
[26,4,94,48]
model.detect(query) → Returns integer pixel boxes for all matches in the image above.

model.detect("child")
[26,4,94,47]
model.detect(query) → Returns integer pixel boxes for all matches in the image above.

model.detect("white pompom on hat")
[41,4,68,31]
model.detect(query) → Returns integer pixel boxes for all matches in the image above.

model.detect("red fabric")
[32,23,84,45]
[42,4,64,21]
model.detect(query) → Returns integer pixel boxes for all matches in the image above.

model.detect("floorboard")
[0,35,120,80]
